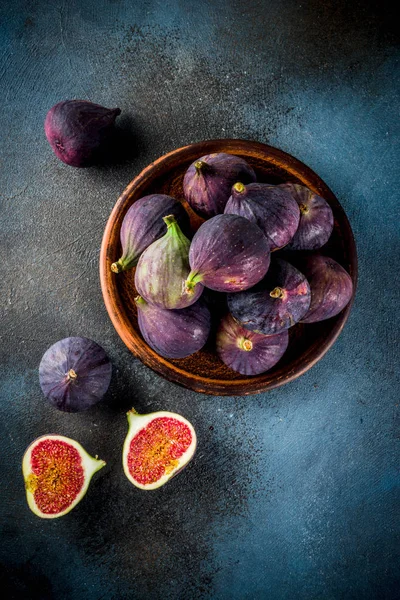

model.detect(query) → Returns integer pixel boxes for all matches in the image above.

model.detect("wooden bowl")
[100,140,357,395]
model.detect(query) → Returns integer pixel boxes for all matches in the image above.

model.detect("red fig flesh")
[183,153,256,217]
[135,296,211,359]
[185,214,270,294]
[299,255,354,323]
[225,182,300,250]
[216,313,288,375]
[278,183,334,250]
[45,100,121,167]
[111,194,191,273]
[39,337,112,412]
[123,409,197,490]
[228,259,311,335]
[22,435,105,519]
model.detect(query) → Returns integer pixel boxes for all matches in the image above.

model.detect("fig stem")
[134,295,147,307]
[163,214,177,227]
[194,160,205,173]
[233,182,245,193]
[67,369,77,381]
[269,287,285,299]
[299,203,309,215]
[185,271,203,294]
[111,259,127,273]
[240,338,253,352]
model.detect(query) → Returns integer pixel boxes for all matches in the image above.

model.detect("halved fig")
[216,313,288,375]
[22,435,105,519]
[123,409,197,490]
[228,259,311,335]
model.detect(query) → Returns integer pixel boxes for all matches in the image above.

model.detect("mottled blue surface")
[1,1,399,598]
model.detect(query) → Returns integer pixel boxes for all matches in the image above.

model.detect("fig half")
[228,259,311,335]
[185,214,270,294]
[23,435,105,519]
[123,409,197,490]
[111,194,191,273]
[183,152,256,217]
[299,255,354,323]
[45,100,121,167]
[225,182,300,250]
[135,296,211,359]
[278,183,334,250]
[135,214,203,308]
[39,337,112,412]
[216,313,288,375]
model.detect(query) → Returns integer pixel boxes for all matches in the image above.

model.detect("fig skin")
[216,313,288,375]
[185,214,270,294]
[225,182,300,251]
[278,183,334,250]
[298,255,354,323]
[135,296,211,359]
[135,215,203,309]
[22,435,105,519]
[123,408,197,490]
[45,100,121,167]
[228,258,311,335]
[39,337,112,412]
[111,194,191,273]
[183,152,256,217]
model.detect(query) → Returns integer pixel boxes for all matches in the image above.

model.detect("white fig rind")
[22,434,105,519]
[122,410,197,490]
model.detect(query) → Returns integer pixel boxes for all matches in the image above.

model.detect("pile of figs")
[112,152,354,376]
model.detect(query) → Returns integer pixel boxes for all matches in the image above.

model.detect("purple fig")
[298,255,354,323]
[225,182,300,250]
[135,215,203,309]
[183,153,256,217]
[135,296,211,359]
[278,183,334,250]
[228,259,311,335]
[185,214,270,294]
[39,337,112,412]
[45,100,121,167]
[111,195,191,273]
[216,313,288,375]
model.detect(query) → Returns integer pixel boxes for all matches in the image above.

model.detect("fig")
[228,258,311,335]
[224,182,300,250]
[185,214,270,294]
[111,194,191,273]
[216,313,288,375]
[278,183,334,250]
[44,100,121,167]
[22,435,105,519]
[135,296,211,359]
[39,337,112,412]
[183,152,256,217]
[123,408,197,490]
[298,255,354,323]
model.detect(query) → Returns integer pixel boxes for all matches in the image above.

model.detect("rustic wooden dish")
[100,139,357,395]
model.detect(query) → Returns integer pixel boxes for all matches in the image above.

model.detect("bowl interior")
[100,140,357,395]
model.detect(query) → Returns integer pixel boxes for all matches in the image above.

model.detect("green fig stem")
[163,214,177,227]
[194,160,207,174]
[127,408,140,425]
[67,369,77,381]
[134,295,147,307]
[185,271,204,294]
[269,287,285,299]
[240,338,253,352]
[299,203,309,215]
[111,258,133,273]
[233,182,246,193]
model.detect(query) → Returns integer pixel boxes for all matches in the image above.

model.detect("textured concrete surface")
[0,1,399,598]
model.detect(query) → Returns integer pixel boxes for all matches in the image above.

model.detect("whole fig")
[278,183,334,250]
[111,195,191,273]
[225,182,300,250]
[228,259,311,335]
[135,296,211,359]
[135,214,203,309]
[183,153,256,217]
[185,214,270,294]
[45,100,121,167]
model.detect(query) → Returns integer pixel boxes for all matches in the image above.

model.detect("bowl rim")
[100,139,358,396]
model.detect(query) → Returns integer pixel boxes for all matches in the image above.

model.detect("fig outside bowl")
[100,139,357,396]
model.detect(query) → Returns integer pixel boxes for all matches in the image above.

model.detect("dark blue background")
[1,1,399,598]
